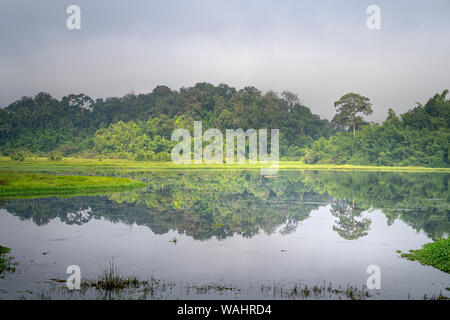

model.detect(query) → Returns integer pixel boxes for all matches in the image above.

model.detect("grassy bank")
[0,171,145,197]
[400,238,450,273]
[0,157,449,173]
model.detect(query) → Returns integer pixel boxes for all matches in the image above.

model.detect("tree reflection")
[0,170,447,241]
[330,198,371,240]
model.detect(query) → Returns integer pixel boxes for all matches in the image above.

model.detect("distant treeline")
[305,91,449,167]
[0,83,448,167]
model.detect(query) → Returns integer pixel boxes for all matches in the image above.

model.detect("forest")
[0,83,448,167]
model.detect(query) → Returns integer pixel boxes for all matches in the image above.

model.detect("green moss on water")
[400,238,450,273]
[0,171,145,197]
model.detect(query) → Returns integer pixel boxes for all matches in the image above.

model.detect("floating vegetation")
[423,292,449,300]
[399,238,450,273]
[0,246,17,277]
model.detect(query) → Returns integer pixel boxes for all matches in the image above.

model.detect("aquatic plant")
[82,260,147,292]
[0,246,17,277]
[400,237,449,273]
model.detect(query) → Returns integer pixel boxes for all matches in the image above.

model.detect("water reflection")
[330,198,371,240]
[0,170,448,241]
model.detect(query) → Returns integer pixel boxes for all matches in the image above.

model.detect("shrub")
[10,151,26,161]
[48,151,63,161]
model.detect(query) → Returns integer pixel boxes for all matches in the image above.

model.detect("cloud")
[0,0,449,121]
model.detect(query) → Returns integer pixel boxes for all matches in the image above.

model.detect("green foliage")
[0,246,16,276]
[93,117,175,161]
[332,93,373,136]
[0,84,330,160]
[10,150,27,161]
[306,91,449,168]
[400,238,450,273]
[48,151,62,161]
[1,85,448,167]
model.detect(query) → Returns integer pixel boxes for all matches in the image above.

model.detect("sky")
[0,0,449,121]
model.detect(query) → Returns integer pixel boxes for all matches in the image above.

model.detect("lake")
[0,169,448,299]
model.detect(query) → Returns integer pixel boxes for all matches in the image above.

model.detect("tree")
[281,91,299,112]
[63,93,94,122]
[334,93,373,137]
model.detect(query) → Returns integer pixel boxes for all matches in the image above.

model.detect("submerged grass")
[0,171,145,197]
[400,238,450,273]
[81,260,148,292]
[259,282,371,300]
[43,260,375,300]
[16,260,449,300]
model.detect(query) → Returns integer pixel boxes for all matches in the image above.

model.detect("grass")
[81,260,148,292]
[400,238,450,273]
[47,260,373,300]
[16,260,449,300]
[0,171,145,197]
[259,282,371,300]
[189,284,241,295]
[0,157,448,173]
[0,246,17,277]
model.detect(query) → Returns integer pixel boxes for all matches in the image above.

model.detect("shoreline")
[1,158,449,173]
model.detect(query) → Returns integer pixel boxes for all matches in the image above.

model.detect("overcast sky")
[0,0,449,121]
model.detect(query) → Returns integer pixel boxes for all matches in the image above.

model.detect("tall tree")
[334,93,373,136]
[281,91,299,112]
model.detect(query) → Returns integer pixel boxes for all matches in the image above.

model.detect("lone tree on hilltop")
[333,93,373,137]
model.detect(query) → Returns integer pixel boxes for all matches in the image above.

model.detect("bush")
[117,151,133,160]
[135,150,156,161]
[10,151,26,161]
[48,152,63,161]
[59,143,79,156]
[154,152,171,161]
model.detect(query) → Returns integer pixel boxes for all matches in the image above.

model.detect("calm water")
[0,170,448,299]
